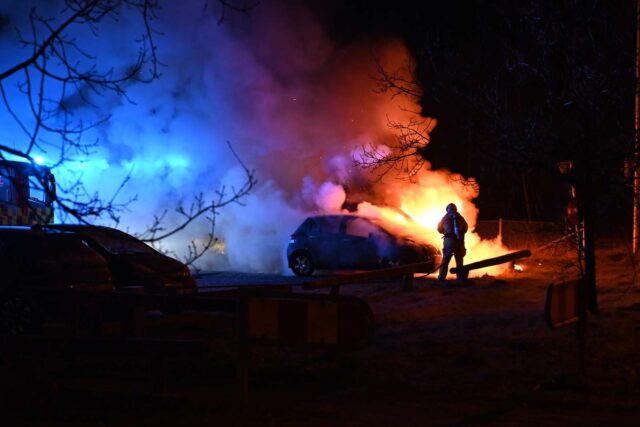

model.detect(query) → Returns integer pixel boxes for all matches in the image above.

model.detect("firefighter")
[437,203,468,283]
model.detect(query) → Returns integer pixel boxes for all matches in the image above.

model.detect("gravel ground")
[3,240,640,426]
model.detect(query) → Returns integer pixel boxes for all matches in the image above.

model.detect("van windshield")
[28,176,46,203]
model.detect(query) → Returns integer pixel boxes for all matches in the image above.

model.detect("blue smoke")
[1,0,410,272]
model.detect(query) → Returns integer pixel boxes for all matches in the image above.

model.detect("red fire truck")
[0,160,55,225]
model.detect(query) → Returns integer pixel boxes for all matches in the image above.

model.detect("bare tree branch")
[1,1,258,268]
[138,141,257,247]
[355,54,434,180]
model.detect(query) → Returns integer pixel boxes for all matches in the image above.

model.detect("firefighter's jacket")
[437,212,468,242]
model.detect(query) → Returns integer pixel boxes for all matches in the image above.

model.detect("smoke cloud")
[1,0,502,275]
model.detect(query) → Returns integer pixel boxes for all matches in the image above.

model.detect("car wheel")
[0,296,42,335]
[291,252,315,277]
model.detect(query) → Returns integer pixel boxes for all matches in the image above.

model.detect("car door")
[336,217,380,269]
[312,216,344,269]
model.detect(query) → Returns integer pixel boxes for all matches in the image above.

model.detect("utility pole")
[634,0,640,255]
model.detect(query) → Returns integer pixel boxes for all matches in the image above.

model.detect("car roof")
[305,214,416,238]
[45,224,115,231]
[308,214,385,226]
[308,214,364,221]
[306,214,392,230]
[0,225,135,240]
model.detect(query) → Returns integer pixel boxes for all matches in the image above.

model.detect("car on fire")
[287,214,442,276]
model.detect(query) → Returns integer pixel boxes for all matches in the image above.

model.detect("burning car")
[287,215,441,276]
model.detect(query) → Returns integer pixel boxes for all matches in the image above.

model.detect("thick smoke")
[1,1,501,274]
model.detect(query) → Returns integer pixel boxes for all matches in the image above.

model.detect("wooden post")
[575,277,587,376]
[582,168,599,316]
[574,122,599,374]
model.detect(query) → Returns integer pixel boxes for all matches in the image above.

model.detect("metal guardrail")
[301,262,437,294]
[300,250,531,294]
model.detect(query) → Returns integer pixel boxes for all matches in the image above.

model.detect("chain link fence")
[475,220,568,250]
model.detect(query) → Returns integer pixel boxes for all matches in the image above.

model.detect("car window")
[5,233,101,260]
[81,229,157,255]
[306,219,319,235]
[344,218,381,238]
[16,234,60,253]
[295,218,319,236]
[319,217,342,234]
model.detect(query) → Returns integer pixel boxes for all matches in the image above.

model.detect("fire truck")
[0,160,55,225]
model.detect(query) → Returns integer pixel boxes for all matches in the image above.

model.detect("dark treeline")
[316,0,636,228]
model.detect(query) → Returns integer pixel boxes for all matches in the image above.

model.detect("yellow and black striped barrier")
[545,279,581,330]
[245,294,375,350]
[0,205,53,225]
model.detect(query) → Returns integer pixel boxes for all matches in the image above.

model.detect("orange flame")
[358,191,508,277]
[315,169,510,278]
[312,40,511,278]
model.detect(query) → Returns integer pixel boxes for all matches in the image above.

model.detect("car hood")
[112,253,195,287]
